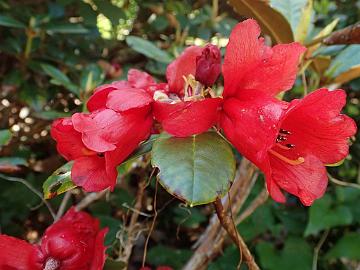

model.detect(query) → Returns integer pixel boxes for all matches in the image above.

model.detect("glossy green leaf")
[256,237,313,270]
[270,0,311,40]
[45,23,89,34]
[304,194,353,236]
[0,15,25,28]
[126,36,173,63]
[0,129,11,146]
[151,132,236,206]
[325,232,360,260]
[41,64,79,94]
[43,161,76,199]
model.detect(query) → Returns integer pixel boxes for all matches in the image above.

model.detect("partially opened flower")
[152,45,223,137]
[51,117,117,192]
[220,19,356,205]
[0,207,107,270]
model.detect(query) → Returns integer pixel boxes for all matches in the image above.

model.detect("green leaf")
[0,157,27,166]
[227,0,294,43]
[96,215,121,246]
[326,45,360,83]
[256,237,313,270]
[0,129,11,146]
[43,161,76,199]
[325,232,360,260]
[151,132,236,206]
[173,205,207,228]
[45,23,89,34]
[93,0,125,25]
[80,64,105,94]
[41,64,79,94]
[146,245,192,269]
[126,36,173,63]
[270,0,311,40]
[304,194,353,236]
[0,15,25,28]
[104,259,126,270]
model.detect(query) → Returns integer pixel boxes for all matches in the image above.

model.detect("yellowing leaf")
[294,0,313,42]
[227,0,294,43]
[334,65,360,84]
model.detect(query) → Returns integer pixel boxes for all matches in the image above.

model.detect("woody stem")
[213,198,260,270]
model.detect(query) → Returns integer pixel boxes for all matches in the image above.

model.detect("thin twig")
[142,176,159,267]
[328,173,360,189]
[55,191,72,221]
[236,188,269,224]
[75,189,108,212]
[0,173,56,220]
[214,198,260,270]
[312,229,330,270]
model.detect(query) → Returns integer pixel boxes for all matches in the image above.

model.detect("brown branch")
[75,189,108,212]
[214,198,259,270]
[323,22,360,45]
[183,159,258,270]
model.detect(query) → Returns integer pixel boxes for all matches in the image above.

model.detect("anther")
[276,135,287,142]
[285,144,295,148]
[280,128,291,135]
[97,153,104,157]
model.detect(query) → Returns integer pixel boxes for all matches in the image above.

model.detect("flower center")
[44,258,60,270]
[270,128,305,165]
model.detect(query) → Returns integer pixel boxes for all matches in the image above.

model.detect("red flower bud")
[31,207,108,270]
[195,44,221,86]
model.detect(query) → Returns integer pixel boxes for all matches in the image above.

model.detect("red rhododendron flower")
[0,207,107,270]
[51,117,117,191]
[153,45,222,137]
[222,89,356,205]
[220,19,356,205]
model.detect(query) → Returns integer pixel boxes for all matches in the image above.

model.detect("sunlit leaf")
[227,0,293,43]
[0,129,11,146]
[43,161,76,199]
[126,36,173,63]
[151,132,236,206]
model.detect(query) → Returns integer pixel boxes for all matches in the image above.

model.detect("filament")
[269,149,304,165]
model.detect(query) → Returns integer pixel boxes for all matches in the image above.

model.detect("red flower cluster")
[52,19,357,205]
[0,207,107,270]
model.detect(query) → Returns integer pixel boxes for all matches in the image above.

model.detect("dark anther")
[279,128,291,135]
[285,144,295,148]
[276,135,287,141]
[97,153,104,157]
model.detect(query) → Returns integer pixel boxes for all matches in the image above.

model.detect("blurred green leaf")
[33,110,71,120]
[45,23,89,34]
[43,161,76,199]
[93,0,125,25]
[227,0,294,43]
[151,132,236,206]
[208,245,241,270]
[80,64,104,93]
[325,232,360,260]
[256,237,313,270]
[126,36,173,64]
[304,194,353,236]
[147,245,192,269]
[173,206,206,228]
[41,64,79,94]
[0,15,25,28]
[96,215,121,246]
[0,129,11,146]
[104,259,126,270]
[0,157,27,166]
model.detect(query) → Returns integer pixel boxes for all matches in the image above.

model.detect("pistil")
[269,149,304,165]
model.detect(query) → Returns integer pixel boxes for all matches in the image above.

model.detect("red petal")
[268,153,328,206]
[0,234,37,270]
[166,46,203,95]
[72,108,152,153]
[106,87,153,112]
[280,89,357,164]
[220,90,287,170]
[128,69,156,89]
[51,118,94,160]
[223,19,306,97]
[72,155,117,191]
[87,81,130,112]
[153,98,222,137]
[41,207,108,269]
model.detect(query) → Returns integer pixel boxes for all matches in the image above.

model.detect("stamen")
[280,128,291,135]
[286,144,295,148]
[276,144,291,150]
[269,149,304,165]
[276,135,287,142]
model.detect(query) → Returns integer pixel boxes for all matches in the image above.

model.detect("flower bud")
[195,44,221,87]
[32,207,108,270]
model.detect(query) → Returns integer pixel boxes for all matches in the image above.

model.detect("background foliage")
[0,0,359,269]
